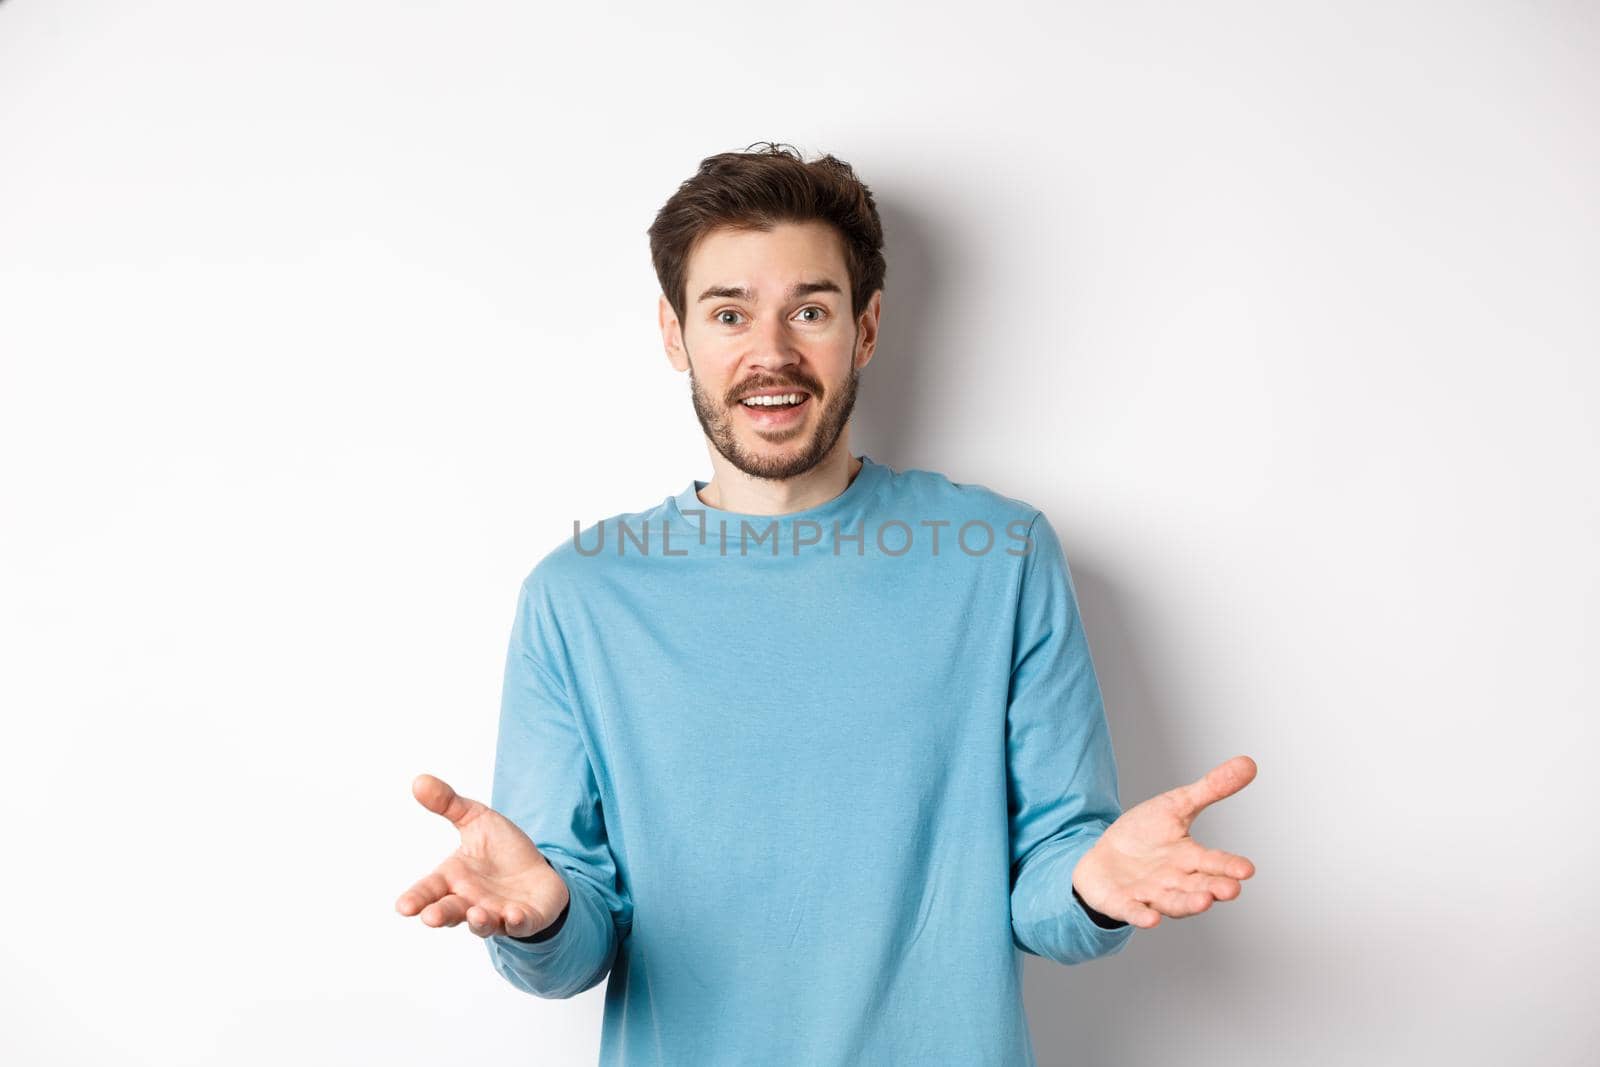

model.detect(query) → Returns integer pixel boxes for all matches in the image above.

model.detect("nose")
[745,310,801,375]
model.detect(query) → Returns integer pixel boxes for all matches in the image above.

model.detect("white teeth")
[740,393,804,407]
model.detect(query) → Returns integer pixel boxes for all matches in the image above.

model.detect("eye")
[715,309,744,326]
[794,305,827,323]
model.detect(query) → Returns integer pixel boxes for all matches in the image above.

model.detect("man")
[395,143,1257,1064]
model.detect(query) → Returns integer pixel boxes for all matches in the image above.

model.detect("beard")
[685,346,862,482]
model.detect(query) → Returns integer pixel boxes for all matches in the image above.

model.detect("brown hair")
[647,141,887,327]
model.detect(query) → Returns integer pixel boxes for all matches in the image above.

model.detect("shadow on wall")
[1023,560,1270,1066]
[853,198,1274,1064]
[848,193,945,467]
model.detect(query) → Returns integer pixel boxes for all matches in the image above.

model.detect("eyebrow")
[696,279,844,303]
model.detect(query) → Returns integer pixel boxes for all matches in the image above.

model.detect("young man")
[396,143,1257,1064]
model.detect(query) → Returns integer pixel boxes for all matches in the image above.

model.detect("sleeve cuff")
[1011,834,1138,963]
[486,866,619,999]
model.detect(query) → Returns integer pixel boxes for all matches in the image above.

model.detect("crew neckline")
[667,454,890,543]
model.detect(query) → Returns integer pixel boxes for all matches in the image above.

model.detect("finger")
[1138,883,1214,919]
[411,773,489,830]
[1099,891,1163,929]
[464,891,529,937]
[454,889,547,940]
[420,893,471,928]
[502,902,545,939]
[468,890,554,939]
[482,895,552,940]
[1171,755,1257,821]
[1126,904,1162,929]
[1205,875,1242,901]
[1182,843,1256,880]
[466,905,506,939]
[396,871,451,916]
[1168,871,1242,901]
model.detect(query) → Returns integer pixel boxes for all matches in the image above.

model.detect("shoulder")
[517,497,673,596]
[878,460,1043,533]
[876,461,1078,571]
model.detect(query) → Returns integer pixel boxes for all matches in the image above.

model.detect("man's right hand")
[394,773,570,940]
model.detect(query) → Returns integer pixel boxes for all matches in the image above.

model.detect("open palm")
[394,773,570,939]
[1071,755,1258,929]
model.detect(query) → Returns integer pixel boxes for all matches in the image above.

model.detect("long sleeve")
[484,570,633,999]
[1006,510,1137,963]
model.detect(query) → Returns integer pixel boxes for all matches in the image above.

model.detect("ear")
[853,289,883,371]
[660,294,689,372]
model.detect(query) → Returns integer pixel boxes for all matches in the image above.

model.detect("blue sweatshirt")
[485,454,1135,1064]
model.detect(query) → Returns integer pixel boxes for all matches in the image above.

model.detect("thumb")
[411,773,489,830]
[1172,755,1257,821]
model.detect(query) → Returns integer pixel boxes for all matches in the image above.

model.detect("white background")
[2,1,1595,1064]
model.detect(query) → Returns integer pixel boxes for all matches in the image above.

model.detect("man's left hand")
[1071,755,1258,929]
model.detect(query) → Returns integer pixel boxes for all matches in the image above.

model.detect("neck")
[696,439,862,515]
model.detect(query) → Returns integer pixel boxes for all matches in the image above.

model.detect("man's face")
[661,219,881,481]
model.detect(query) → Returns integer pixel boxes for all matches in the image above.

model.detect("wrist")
[1072,883,1129,930]
[512,897,570,943]
[510,866,572,944]
[1070,841,1128,930]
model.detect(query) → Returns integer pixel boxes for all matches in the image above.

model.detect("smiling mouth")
[739,391,808,409]
[737,392,811,424]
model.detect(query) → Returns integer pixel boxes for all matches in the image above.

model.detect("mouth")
[736,391,811,428]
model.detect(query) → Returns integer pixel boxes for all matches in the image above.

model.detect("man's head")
[650,143,886,481]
